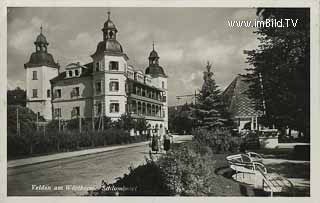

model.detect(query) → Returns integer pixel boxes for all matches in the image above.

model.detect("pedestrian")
[151,128,159,153]
[163,133,171,152]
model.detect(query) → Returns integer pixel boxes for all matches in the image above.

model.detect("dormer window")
[68,70,73,77]
[75,69,79,76]
[109,61,119,71]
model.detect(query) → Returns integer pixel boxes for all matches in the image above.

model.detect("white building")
[25,12,168,130]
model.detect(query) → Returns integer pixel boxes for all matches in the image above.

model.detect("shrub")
[7,127,147,159]
[192,128,241,154]
[157,142,216,196]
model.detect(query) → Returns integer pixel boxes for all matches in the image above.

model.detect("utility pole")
[92,111,95,132]
[102,112,104,131]
[36,112,39,132]
[58,115,61,132]
[16,106,20,136]
[79,116,82,133]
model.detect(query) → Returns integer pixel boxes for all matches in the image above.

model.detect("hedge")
[7,129,147,159]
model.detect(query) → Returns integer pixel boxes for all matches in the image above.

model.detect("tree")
[243,8,310,138]
[7,87,26,106]
[112,113,136,130]
[7,105,44,135]
[135,117,148,132]
[169,104,194,134]
[189,62,230,130]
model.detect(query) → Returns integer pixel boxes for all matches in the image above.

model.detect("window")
[95,62,100,72]
[162,81,165,89]
[68,70,73,77]
[32,71,38,80]
[32,89,38,98]
[54,108,61,118]
[136,87,141,96]
[71,87,80,97]
[109,81,119,91]
[110,103,119,113]
[47,89,51,98]
[109,61,119,71]
[71,106,80,117]
[75,69,79,76]
[96,102,102,115]
[162,96,167,102]
[55,89,62,98]
[95,81,102,94]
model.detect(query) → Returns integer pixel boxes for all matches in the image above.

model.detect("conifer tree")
[190,62,229,130]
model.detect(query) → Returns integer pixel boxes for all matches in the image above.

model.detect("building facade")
[25,12,168,130]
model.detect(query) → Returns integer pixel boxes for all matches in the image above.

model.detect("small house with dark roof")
[25,12,168,130]
[222,75,263,131]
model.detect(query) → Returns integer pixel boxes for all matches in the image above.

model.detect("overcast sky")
[7,7,260,106]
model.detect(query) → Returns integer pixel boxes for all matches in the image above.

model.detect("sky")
[7,7,260,106]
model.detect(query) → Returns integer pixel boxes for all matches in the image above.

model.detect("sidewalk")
[7,141,149,168]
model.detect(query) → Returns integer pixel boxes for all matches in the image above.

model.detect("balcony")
[128,93,163,105]
[130,113,164,121]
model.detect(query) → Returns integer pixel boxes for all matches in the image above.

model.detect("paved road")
[7,135,192,196]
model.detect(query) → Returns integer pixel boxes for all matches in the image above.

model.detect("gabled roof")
[222,75,263,118]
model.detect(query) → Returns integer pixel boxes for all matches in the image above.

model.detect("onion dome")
[103,12,117,31]
[92,11,127,58]
[149,50,159,59]
[24,26,59,69]
[95,39,123,54]
[145,43,167,77]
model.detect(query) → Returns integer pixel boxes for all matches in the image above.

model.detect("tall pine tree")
[190,62,230,130]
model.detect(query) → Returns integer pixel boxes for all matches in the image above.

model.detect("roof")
[50,62,93,83]
[103,19,117,31]
[222,75,263,118]
[149,50,159,59]
[145,64,167,78]
[35,33,48,45]
[24,52,59,69]
[92,39,128,59]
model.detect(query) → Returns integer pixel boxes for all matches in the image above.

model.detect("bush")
[158,142,216,196]
[90,142,217,196]
[192,128,241,154]
[7,128,147,159]
[89,158,169,196]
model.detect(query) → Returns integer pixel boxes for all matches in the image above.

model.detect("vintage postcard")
[1,0,319,202]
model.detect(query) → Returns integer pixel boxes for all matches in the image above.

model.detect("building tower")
[24,26,59,120]
[91,12,129,121]
[145,44,168,129]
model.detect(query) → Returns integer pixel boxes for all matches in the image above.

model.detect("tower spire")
[152,41,155,51]
[107,11,111,20]
[40,25,43,34]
